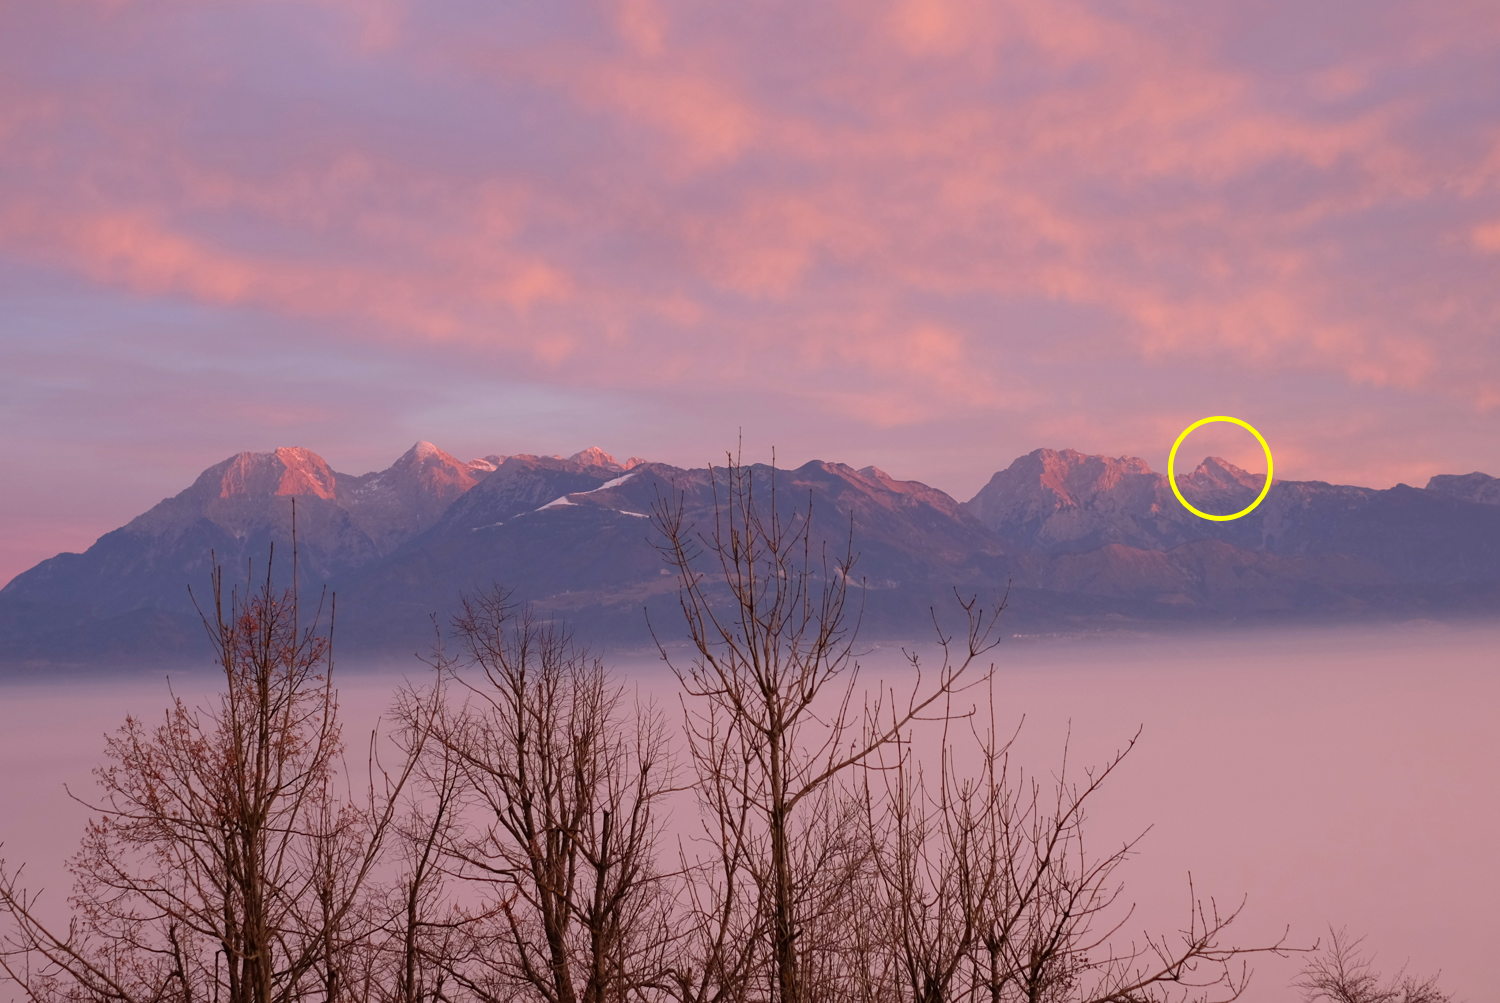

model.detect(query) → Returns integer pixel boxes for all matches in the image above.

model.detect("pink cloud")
[1474,220,1500,252]
[0,0,1497,529]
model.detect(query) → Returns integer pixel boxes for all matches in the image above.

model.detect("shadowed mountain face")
[329,458,1011,652]
[3,443,1498,669]
[0,445,638,665]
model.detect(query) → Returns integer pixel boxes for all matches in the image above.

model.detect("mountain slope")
[330,459,1010,651]
[5,448,375,614]
[3,443,1497,669]
[336,441,485,554]
[0,444,655,665]
[963,449,1500,585]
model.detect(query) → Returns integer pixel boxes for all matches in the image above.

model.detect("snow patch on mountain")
[532,472,640,514]
[467,455,507,473]
[596,472,638,491]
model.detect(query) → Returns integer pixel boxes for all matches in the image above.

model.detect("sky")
[3,0,1499,586]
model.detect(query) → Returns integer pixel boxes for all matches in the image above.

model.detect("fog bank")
[2,621,1494,1001]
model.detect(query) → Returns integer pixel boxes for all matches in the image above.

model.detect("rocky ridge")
[2,443,1497,667]
[1426,471,1500,507]
[962,448,1268,554]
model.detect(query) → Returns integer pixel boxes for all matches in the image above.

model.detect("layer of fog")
[2,620,1494,1002]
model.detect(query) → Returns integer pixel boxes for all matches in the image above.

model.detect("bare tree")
[0,545,417,1003]
[649,453,1001,1003]
[959,731,1279,1003]
[0,451,1353,1003]
[858,671,1303,1003]
[424,587,673,1003]
[858,723,995,1003]
[389,677,466,1003]
[1296,930,1450,1003]
[341,669,466,1003]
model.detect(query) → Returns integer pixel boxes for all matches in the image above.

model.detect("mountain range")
[3,442,1498,669]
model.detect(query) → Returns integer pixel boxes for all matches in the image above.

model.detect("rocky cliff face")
[125,446,343,540]
[963,450,1162,551]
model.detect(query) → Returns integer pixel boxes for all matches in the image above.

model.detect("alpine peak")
[403,440,445,461]
[1183,456,1262,491]
[568,447,620,469]
[6,442,1500,667]
[214,447,338,501]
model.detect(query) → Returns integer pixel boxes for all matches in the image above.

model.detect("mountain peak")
[1001,448,1154,507]
[1426,471,1500,506]
[568,446,620,469]
[335,442,483,552]
[213,447,338,501]
[116,446,353,550]
[1184,456,1261,492]
[467,454,507,473]
[392,440,466,471]
[963,447,1176,553]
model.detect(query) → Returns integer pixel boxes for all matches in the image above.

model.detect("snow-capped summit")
[467,454,508,474]
[484,448,634,473]
[568,446,623,470]
[1175,456,1265,517]
[405,440,444,461]
[963,448,1281,555]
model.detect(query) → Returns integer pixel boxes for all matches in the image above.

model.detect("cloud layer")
[3,0,1499,580]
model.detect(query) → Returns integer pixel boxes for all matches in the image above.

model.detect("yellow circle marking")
[1167,416,1274,522]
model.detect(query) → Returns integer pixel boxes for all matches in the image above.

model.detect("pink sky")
[2,0,1499,585]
